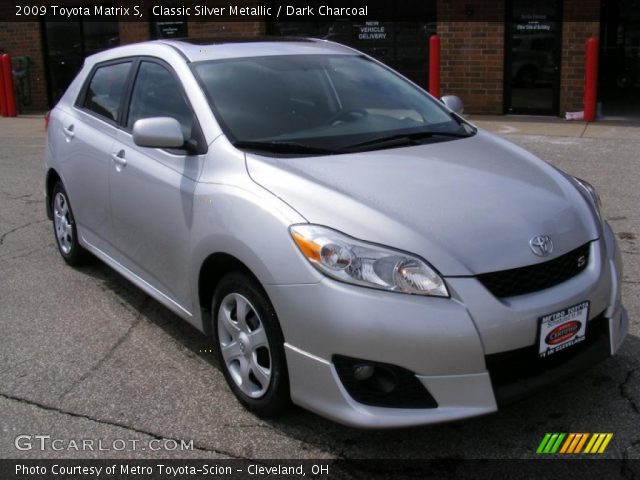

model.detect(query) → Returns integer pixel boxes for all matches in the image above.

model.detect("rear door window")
[81,61,132,122]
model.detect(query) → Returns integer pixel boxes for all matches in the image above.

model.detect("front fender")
[189,182,322,326]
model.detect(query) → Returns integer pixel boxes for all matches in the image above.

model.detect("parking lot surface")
[0,115,638,460]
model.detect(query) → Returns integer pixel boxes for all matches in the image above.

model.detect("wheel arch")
[198,252,267,337]
[45,168,62,220]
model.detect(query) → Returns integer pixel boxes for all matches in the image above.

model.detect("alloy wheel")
[217,293,272,398]
[53,191,73,254]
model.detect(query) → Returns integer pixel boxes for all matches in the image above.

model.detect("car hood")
[245,130,600,276]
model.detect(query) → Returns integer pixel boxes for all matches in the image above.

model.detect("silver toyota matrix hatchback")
[45,38,628,428]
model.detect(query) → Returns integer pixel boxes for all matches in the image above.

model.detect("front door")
[109,59,203,313]
[504,0,562,115]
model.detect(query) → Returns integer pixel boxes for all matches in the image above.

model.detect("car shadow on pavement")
[77,257,222,363]
[77,258,640,459]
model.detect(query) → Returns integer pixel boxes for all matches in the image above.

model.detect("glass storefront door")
[599,0,640,119]
[42,21,119,106]
[504,0,562,115]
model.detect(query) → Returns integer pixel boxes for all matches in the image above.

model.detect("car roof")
[155,37,357,62]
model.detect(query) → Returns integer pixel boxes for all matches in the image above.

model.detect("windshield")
[193,54,473,154]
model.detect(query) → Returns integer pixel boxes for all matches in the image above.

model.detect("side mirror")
[441,95,464,115]
[132,117,185,149]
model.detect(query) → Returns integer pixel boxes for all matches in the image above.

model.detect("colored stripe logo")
[537,433,613,454]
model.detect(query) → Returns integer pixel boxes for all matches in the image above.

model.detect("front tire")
[212,272,290,417]
[51,181,90,266]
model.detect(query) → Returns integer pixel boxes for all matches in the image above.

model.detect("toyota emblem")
[530,235,553,257]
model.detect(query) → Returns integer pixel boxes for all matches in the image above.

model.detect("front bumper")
[265,223,628,428]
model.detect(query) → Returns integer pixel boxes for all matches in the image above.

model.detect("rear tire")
[51,181,90,266]
[212,272,290,417]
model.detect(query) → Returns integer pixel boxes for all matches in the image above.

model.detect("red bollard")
[0,59,6,117]
[584,37,598,123]
[429,34,441,98]
[1,54,17,117]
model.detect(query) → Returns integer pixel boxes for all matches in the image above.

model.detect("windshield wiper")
[343,130,474,151]
[233,140,339,155]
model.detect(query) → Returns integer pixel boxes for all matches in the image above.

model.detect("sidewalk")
[0,114,46,137]
[468,114,640,140]
[1,112,639,140]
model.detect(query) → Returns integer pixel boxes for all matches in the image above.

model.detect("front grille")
[477,242,591,298]
[486,311,610,406]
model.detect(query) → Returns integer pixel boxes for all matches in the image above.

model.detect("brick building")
[0,0,638,118]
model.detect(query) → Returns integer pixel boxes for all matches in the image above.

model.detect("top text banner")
[3,0,611,22]
[5,1,438,22]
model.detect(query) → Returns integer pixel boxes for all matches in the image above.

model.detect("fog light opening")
[333,355,438,408]
[353,363,397,394]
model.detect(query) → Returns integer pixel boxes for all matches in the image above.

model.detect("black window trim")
[74,57,137,127]
[75,55,207,155]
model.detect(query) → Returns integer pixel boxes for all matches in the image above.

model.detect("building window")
[43,20,119,106]
[269,2,436,89]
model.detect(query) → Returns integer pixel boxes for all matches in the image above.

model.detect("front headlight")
[289,224,449,297]
[573,176,602,219]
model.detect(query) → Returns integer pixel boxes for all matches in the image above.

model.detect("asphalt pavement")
[0,115,638,460]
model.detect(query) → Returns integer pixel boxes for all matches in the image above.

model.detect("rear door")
[109,58,205,313]
[59,59,133,253]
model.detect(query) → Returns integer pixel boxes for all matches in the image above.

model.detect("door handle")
[62,124,74,139]
[111,150,127,167]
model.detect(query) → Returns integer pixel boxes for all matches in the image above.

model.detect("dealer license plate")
[538,301,590,359]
